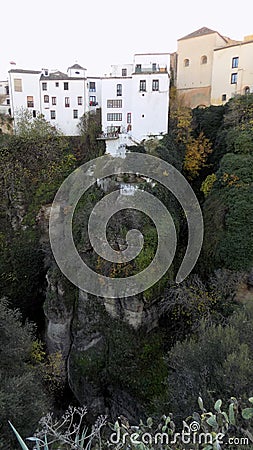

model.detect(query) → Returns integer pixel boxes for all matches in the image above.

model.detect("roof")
[178,27,219,41]
[214,38,253,51]
[68,63,86,70]
[8,69,41,74]
[40,71,86,81]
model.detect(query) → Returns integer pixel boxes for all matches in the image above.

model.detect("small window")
[122,68,127,76]
[245,86,250,95]
[222,94,227,101]
[52,97,56,105]
[232,57,239,69]
[152,63,157,72]
[50,110,56,119]
[142,114,145,118]
[6,99,10,105]
[117,84,122,96]
[55,82,59,87]
[44,95,49,103]
[231,73,238,84]
[127,112,131,124]
[73,109,78,119]
[65,97,70,107]
[77,96,82,105]
[5,86,9,95]
[14,78,22,92]
[152,79,159,91]
[201,55,207,64]
[140,80,146,92]
[27,96,34,108]
[89,96,96,106]
[42,82,47,91]
[184,59,190,67]
[89,82,96,92]
[64,82,69,90]
[135,64,142,73]
[33,110,36,118]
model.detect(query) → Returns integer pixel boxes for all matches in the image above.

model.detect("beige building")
[175,27,240,108]
[211,37,253,105]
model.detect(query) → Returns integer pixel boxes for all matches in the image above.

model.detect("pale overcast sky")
[1,0,253,80]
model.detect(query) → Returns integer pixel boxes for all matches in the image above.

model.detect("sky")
[1,0,253,80]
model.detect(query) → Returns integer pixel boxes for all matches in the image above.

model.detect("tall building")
[100,53,170,155]
[175,27,235,108]
[211,36,253,105]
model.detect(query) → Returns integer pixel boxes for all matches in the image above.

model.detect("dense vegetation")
[1,94,253,448]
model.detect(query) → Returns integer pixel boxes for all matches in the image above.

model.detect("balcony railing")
[134,66,167,74]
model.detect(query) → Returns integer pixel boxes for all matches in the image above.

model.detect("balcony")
[97,126,122,140]
[134,65,167,74]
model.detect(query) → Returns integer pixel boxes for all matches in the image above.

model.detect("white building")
[100,53,170,155]
[0,79,10,115]
[8,69,41,128]
[8,64,102,135]
[40,65,89,136]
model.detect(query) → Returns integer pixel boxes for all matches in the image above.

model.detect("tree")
[0,299,50,449]
[183,131,213,179]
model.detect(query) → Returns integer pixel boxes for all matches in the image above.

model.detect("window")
[14,78,22,92]
[50,110,56,119]
[184,58,190,67]
[73,109,78,119]
[64,82,69,90]
[42,82,47,91]
[77,96,82,105]
[33,110,36,118]
[65,97,70,107]
[89,96,97,106]
[5,86,9,95]
[232,57,239,69]
[152,79,159,91]
[201,55,207,64]
[139,80,146,92]
[55,82,59,87]
[231,73,238,84]
[135,64,142,73]
[107,99,122,108]
[107,113,122,121]
[6,99,10,105]
[152,63,157,72]
[44,95,49,103]
[52,97,56,105]
[222,94,227,101]
[117,84,122,96]
[127,112,131,124]
[27,96,34,108]
[89,82,96,92]
[245,86,250,95]
[122,68,127,76]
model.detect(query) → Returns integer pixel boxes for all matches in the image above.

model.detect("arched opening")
[184,58,190,67]
[201,55,207,64]
[245,86,250,95]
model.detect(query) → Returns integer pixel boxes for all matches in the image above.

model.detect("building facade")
[8,64,102,135]
[211,37,253,105]
[175,27,232,108]
[100,53,170,155]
